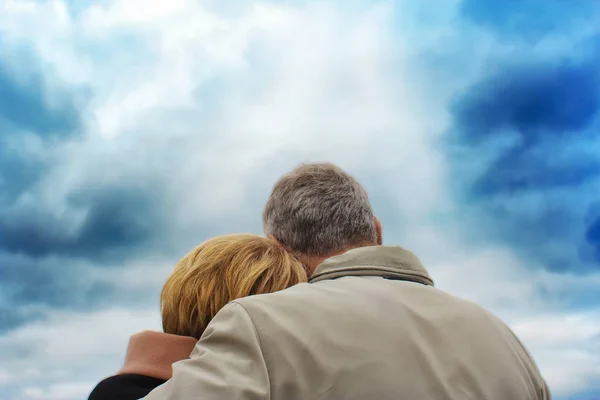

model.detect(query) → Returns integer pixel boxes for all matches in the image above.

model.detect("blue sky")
[0,0,599,399]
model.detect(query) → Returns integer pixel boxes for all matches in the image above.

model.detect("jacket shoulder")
[234,282,316,309]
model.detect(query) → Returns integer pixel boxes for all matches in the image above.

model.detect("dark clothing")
[88,374,165,400]
[87,331,196,400]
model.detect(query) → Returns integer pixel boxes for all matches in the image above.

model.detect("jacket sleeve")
[541,379,552,400]
[141,302,270,400]
[503,324,551,400]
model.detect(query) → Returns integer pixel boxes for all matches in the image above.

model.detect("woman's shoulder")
[88,374,166,400]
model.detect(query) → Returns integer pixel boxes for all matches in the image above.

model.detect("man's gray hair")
[263,163,378,257]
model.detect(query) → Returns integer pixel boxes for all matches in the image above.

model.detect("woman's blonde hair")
[160,234,307,339]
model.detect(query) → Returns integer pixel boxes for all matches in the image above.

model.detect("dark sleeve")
[88,374,167,400]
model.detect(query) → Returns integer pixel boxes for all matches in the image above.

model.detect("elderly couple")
[89,163,551,400]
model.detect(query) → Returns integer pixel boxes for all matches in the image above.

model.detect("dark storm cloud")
[448,51,600,272]
[0,252,113,332]
[0,245,168,333]
[583,203,600,266]
[460,0,598,39]
[0,307,46,335]
[0,52,172,332]
[0,59,82,137]
[453,62,599,146]
[0,181,167,261]
[452,60,600,196]
[0,49,84,204]
[1,258,113,308]
[0,49,168,261]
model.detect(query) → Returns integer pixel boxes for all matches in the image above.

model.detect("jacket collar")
[310,245,434,286]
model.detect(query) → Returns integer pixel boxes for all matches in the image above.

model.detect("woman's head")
[160,234,307,339]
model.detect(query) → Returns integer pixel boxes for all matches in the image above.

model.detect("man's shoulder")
[234,281,316,310]
[231,277,511,337]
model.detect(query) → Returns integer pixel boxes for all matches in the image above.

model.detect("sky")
[0,0,599,399]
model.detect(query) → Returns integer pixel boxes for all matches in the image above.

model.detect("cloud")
[0,180,169,260]
[0,20,172,265]
[447,46,600,273]
[0,254,107,306]
[0,307,45,335]
[0,65,79,135]
[0,47,83,206]
[20,383,96,400]
[452,62,599,146]
[0,42,176,333]
[460,0,599,40]
[0,0,401,337]
[0,308,161,400]
[0,0,599,399]
[512,311,600,396]
[0,50,83,138]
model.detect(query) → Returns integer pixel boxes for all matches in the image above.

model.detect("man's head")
[263,163,382,272]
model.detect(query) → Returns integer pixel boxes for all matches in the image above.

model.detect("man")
[143,163,551,399]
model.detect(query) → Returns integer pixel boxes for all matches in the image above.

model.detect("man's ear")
[374,217,383,245]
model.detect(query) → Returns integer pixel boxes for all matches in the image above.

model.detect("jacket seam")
[232,301,272,400]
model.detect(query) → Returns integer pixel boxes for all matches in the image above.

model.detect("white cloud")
[0,308,160,362]
[0,0,450,229]
[513,312,600,396]
[20,383,97,400]
[1,0,599,398]
[0,370,13,385]
[0,308,161,400]
[515,313,600,346]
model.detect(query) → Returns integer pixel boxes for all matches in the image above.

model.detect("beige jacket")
[143,246,551,400]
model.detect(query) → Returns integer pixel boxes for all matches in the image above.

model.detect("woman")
[88,234,307,400]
